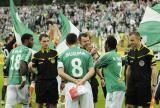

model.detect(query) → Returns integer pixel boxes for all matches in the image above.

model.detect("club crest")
[139,60,145,67]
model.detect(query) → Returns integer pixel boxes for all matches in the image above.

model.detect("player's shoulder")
[104,51,112,56]
[49,49,58,57]
[18,45,29,50]
[33,50,41,58]
[77,47,89,53]
[143,46,153,56]
[50,49,58,54]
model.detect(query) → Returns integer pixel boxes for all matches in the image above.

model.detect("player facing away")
[96,36,126,108]
[58,33,95,108]
[5,33,34,108]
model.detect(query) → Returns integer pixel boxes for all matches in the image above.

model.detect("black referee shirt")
[127,45,156,86]
[32,49,58,81]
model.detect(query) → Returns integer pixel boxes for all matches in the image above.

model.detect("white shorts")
[64,81,94,108]
[5,85,29,108]
[105,91,125,108]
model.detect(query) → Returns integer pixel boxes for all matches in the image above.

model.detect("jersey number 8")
[71,58,83,78]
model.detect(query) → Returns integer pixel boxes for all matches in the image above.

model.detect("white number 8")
[71,58,83,77]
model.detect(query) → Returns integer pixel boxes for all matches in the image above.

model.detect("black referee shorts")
[90,78,99,103]
[126,84,151,106]
[35,80,59,104]
[3,65,8,77]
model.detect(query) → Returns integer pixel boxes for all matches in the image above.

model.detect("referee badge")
[139,60,145,67]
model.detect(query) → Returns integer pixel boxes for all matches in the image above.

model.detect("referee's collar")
[134,44,143,51]
[40,48,50,53]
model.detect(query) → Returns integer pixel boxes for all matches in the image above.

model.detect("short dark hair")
[5,37,11,43]
[66,33,77,45]
[105,35,117,50]
[21,33,33,43]
[39,34,49,41]
[5,34,13,43]
[78,33,89,41]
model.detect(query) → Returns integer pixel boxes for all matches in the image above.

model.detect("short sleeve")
[96,53,112,68]
[148,49,156,65]
[21,48,32,63]
[32,53,38,67]
[88,55,94,68]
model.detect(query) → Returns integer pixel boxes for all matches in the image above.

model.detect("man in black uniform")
[1,34,16,105]
[29,34,58,108]
[126,32,158,108]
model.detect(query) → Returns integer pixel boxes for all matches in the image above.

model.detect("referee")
[126,32,158,107]
[29,34,58,108]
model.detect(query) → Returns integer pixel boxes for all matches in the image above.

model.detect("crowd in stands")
[0,0,158,39]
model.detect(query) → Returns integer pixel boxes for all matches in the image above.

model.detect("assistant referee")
[126,32,158,107]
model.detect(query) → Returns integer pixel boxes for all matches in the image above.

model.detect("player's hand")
[60,82,65,90]
[28,62,34,69]
[18,80,26,89]
[101,78,105,87]
[151,85,156,96]
[76,79,85,86]
[90,48,97,55]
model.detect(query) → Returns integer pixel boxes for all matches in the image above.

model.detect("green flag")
[152,4,160,13]
[56,12,80,53]
[10,0,54,50]
[138,6,160,47]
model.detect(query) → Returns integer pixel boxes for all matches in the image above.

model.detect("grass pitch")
[0,64,160,108]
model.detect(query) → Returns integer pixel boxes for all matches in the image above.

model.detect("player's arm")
[77,67,94,86]
[58,61,78,84]
[96,68,103,79]
[77,55,95,85]
[28,53,38,74]
[151,64,158,95]
[3,52,11,78]
[96,68,105,87]
[28,61,38,74]
[151,64,158,86]
[95,53,111,69]
[149,49,158,95]
[151,53,158,85]
[19,60,28,89]
[19,49,32,89]
[151,58,158,95]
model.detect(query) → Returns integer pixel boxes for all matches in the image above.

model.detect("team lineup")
[0,31,160,108]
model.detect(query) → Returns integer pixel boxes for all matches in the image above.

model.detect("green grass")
[0,64,160,108]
